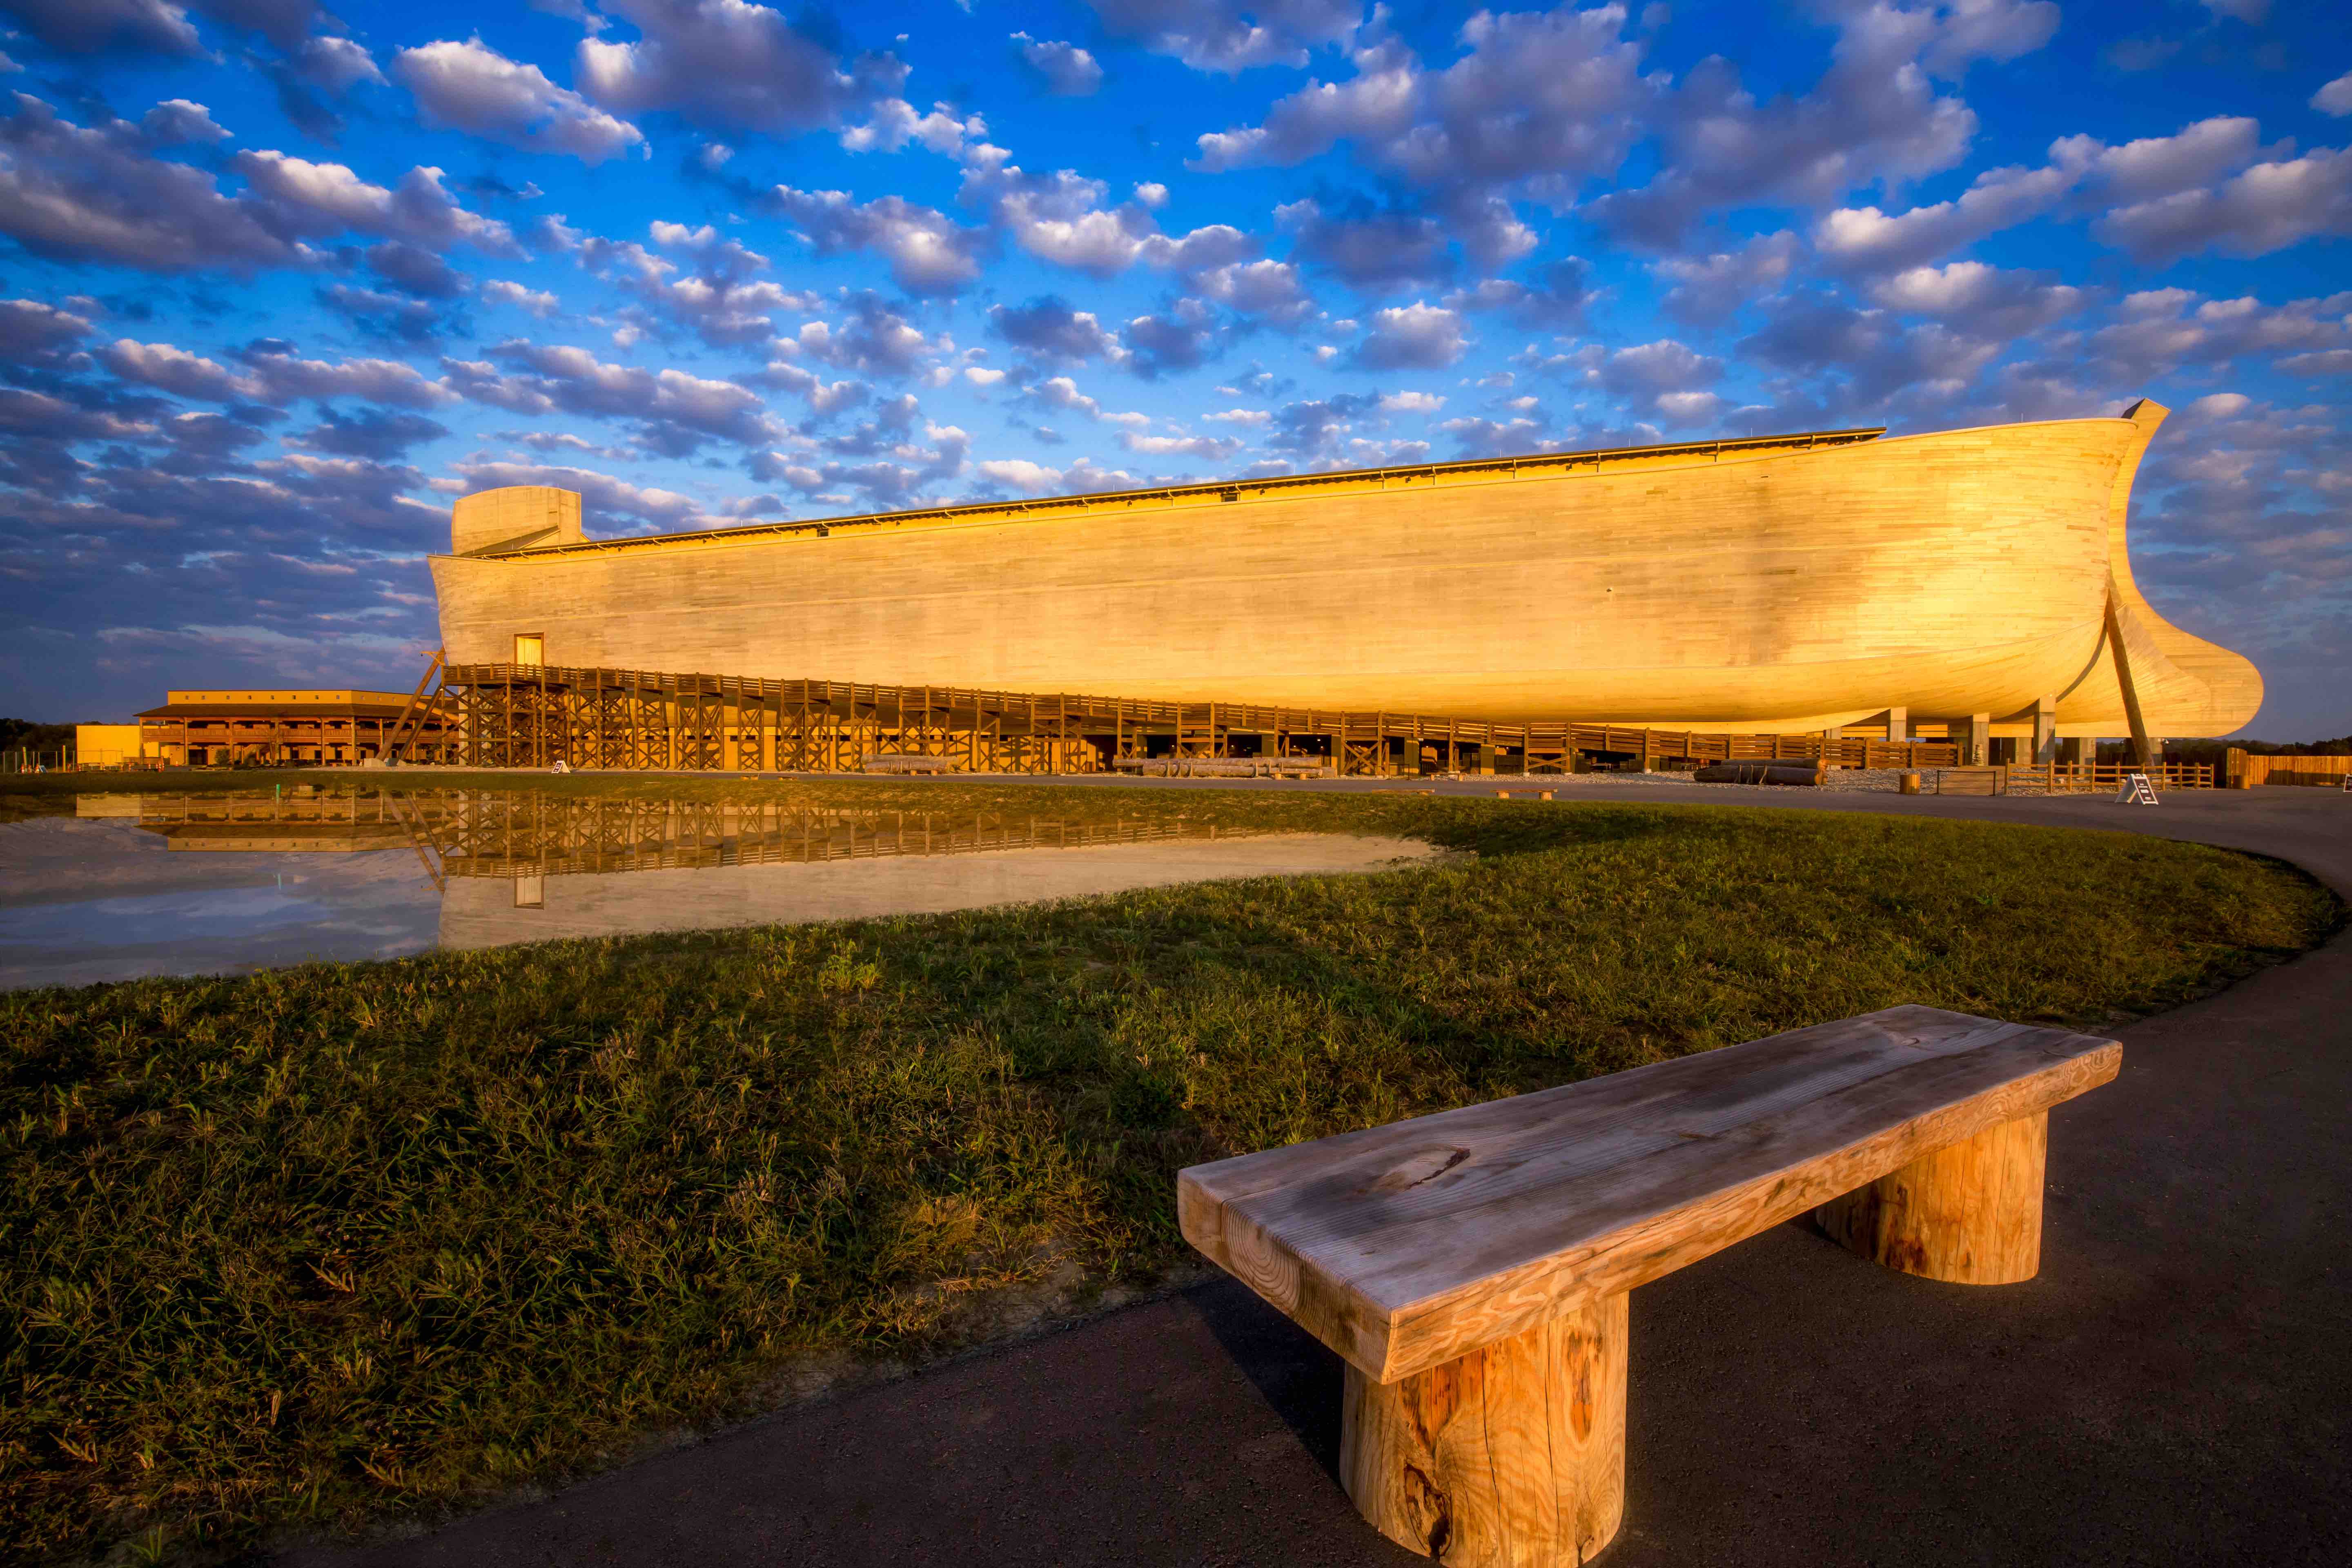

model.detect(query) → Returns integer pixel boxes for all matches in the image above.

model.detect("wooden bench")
[1179,1005,2119,1566]
[1934,765,2007,795]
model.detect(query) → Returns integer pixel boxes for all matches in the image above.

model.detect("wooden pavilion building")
[134,688,457,767]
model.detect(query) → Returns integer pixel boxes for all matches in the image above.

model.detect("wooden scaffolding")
[439,661,1964,777]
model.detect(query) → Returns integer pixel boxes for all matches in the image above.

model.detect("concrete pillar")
[1967,713,1991,767]
[2033,696,2058,763]
[1884,706,1909,744]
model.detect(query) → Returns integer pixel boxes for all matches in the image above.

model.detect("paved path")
[286,784,2351,1568]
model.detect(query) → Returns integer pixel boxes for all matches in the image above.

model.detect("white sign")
[2116,772,2159,805]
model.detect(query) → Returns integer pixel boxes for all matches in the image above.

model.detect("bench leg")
[1814,1110,2046,1284]
[1341,1292,1627,1566]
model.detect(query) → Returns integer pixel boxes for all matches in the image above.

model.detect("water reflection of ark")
[94,791,1435,956]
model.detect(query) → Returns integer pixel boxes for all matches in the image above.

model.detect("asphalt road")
[283,782,2352,1568]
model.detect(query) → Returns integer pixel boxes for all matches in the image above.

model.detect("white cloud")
[139,98,229,145]
[1085,0,1361,73]
[1351,301,1470,370]
[2275,349,2352,377]
[1190,258,1314,323]
[1119,430,1243,459]
[2061,116,2272,207]
[1194,10,1646,193]
[1863,261,2088,337]
[978,457,1067,492]
[1813,118,2284,273]
[395,38,644,165]
[958,160,1153,277]
[754,361,867,413]
[296,36,385,93]
[648,220,716,248]
[2088,290,2352,380]
[786,295,944,378]
[0,296,91,359]
[482,278,560,316]
[1379,390,1445,413]
[232,151,516,254]
[575,0,906,136]
[1435,414,1549,459]
[1599,339,1721,396]
[1652,232,1802,326]
[0,98,307,273]
[1026,375,1103,417]
[1013,33,1105,96]
[1654,390,1726,425]
[1815,162,2076,273]
[254,350,458,408]
[450,339,779,449]
[103,338,466,411]
[766,185,990,296]
[2096,147,2352,264]
[101,339,261,402]
[2317,73,2352,118]
[840,98,985,156]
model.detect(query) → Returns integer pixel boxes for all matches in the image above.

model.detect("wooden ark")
[430,402,2260,739]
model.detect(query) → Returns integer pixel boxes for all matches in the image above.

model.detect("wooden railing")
[1944,762,2218,795]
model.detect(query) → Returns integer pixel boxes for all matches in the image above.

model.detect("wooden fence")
[1933,762,2219,795]
[2229,751,2352,788]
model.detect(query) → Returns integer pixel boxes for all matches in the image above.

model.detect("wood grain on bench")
[1180,1004,2120,1385]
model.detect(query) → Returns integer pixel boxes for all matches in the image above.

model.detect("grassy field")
[0,775,2337,1563]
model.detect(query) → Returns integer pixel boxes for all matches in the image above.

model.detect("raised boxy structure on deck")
[429,401,2259,755]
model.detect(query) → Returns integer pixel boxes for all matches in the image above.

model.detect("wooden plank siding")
[430,407,2262,740]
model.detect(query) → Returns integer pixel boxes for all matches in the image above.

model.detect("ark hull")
[430,404,2261,737]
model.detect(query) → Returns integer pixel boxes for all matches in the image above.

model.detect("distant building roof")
[164,689,419,706]
[137,694,445,721]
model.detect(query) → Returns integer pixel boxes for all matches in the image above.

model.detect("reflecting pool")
[0,790,1435,989]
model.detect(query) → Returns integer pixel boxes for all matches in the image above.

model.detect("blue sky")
[1,0,2345,738]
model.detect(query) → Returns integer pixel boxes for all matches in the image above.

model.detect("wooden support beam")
[1815,1112,2047,1285]
[384,649,445,761]
[2105,600,2155,767]
[1343,1291,1627,1567]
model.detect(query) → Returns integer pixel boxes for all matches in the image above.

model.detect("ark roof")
[448,423,1887,564]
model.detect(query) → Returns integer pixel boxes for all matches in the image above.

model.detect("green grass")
[0,779,2337,1564]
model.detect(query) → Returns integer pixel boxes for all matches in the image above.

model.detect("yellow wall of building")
[75,724,144,766]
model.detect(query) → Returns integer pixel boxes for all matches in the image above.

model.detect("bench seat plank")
[1178,1005,2118,1383]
